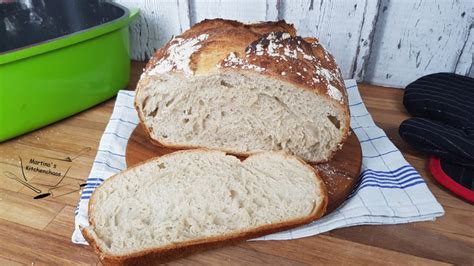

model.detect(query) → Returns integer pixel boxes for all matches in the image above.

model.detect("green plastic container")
[0,3,138,141]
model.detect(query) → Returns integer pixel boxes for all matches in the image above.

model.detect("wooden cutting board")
[126,126,362,214]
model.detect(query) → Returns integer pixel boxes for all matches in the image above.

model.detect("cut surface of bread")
[135,19,350,163]
[137,72,345,162]
[82,150,327,263]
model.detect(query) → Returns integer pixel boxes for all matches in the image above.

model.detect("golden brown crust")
[82,149,327,265]
[143,19,347,104]
[144,19,296,77]
[136,19,350,163]
[219,32,347,105]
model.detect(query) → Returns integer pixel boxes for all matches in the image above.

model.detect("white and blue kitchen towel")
[72,79,444,244]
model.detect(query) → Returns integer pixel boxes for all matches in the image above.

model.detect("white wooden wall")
[365,0,473,87]
[116,0,473,88]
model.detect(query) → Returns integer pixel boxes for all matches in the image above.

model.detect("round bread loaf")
[135,19,350,163]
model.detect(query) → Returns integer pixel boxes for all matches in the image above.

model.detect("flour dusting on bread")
[147,33,209,76]
[219,52,266,72]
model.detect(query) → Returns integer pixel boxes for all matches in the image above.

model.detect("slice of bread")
[82,150,327,264]
[135,19,350,163]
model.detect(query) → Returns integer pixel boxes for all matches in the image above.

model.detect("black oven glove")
[398,73,474,201]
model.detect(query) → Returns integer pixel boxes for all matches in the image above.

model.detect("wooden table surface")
[0,62,472,265]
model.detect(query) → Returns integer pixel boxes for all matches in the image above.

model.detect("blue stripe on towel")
[86,178,105,182]
[85,182,101,186]
[93,161,123,171]
[359,135,388,143]
[360,176,423,186]
[351,113,370,118]
[361,165,414,174]
[349,165,426,195]
[349,102,363,107]
[109,118,138,125]
[114,105,136,110]
[103,132,130,140]
[98,149,126,158]
[363,150,398,158]
[361,169,419,180]
[346,85,357,90]
[119,91,135,97]
[356,180,426,192]
[84,184,101,189]
[360,173,421,183]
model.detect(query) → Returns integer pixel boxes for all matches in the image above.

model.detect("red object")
[428,156,474,204]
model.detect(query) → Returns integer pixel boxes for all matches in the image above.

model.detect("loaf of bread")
[135,19,349,163]
[82,150,327,264]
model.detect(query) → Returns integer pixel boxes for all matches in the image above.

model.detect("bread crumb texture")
[85,151,326,256]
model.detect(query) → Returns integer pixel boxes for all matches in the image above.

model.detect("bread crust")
[82,149,328,265]
[135,18,350,163]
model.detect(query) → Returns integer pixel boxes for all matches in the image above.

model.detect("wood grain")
[125,126,362,214]
[0,188,63,230]
[115,0,191,60]
[115,0,473,86]
[43,205,78,238]
[0,62,472,264]
[455,25,473,77]
[189,0,271,24]
[280,0,380,79]
[365,0,473,87]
